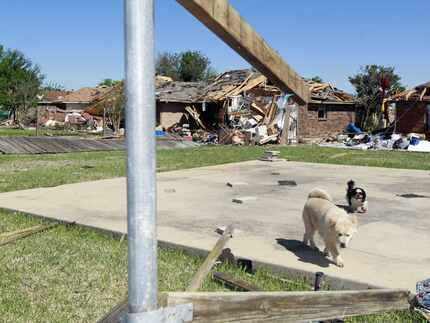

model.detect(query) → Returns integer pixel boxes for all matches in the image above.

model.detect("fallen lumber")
[160,289,411,323]
[0,223,59,246]
[97,298,127,323]
[187,225,235,292]
[213,272,261,291]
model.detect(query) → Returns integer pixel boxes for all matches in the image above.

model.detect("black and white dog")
[346,180,368,213]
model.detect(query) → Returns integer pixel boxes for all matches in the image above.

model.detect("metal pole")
[124,0,157,318]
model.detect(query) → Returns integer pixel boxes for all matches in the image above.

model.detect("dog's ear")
[329,218,337,228]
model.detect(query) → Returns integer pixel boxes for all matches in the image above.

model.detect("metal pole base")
[126,304,193,323]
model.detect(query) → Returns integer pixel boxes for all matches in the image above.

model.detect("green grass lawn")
[0,145,428,322]
[0,127,100,137]
[0,145,429,193]
[0,210,424,323]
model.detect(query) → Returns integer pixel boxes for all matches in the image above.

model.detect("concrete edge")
[0,206,384,291]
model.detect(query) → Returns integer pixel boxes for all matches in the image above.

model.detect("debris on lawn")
[319,123,430,153]
[0,223,59,246]
[416,278,430,316]
[187,225,235,292]
[212,271,262,291]
[260,150,283,162]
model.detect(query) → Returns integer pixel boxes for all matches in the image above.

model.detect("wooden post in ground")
[187,225,235,292]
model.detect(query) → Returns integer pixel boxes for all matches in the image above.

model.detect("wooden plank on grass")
[160,289,411,322]
[97,298,127,323]
[0,223,59,246]
[213,272,261,291]
[187,225,234,292]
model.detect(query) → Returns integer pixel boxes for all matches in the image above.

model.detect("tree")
[156,52,180,80]
[98,78,122,87]
[0,45,44,123]
[349,65,405,130]
[156,50,216,82]
[310,76,323,83]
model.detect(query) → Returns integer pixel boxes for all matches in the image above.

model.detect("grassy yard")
[0,210,424,323]
[0,127,100,137]
[0,145,428,322]
[0,145,429,193]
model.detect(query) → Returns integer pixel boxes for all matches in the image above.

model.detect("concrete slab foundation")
[0,161,428,291]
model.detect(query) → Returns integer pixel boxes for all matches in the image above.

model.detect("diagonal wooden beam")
[176,0,310,104]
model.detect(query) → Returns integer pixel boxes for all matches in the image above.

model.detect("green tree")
[310,76,323,83]
[0,45,44,123]
[98,78,122,87]
[349,65,405,130]
[156,50,216,82]
[156,52,180,80]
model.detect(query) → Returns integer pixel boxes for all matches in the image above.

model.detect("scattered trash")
[397,193,429,199]
[278,180,297,186]
[416,278,430,315]
[260,150,283,162]
[232,196,257,204]
[226,182,248,187]
[319,125,430,153]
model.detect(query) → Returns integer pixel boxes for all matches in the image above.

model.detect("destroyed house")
[298,81,359,142]
[390,82,430,139]
[155,80,208,128]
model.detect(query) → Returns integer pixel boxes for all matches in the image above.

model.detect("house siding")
[395,101,428,134]
[298,103,357,141]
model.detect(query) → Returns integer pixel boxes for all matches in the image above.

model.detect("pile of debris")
[319,123,430,153]
[195,70,293,145]
[391,82,430,101]
[39,107,103,132]
[306,80,355,103]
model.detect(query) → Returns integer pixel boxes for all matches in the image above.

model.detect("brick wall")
[395,101,428,134]
[298,103,356,140]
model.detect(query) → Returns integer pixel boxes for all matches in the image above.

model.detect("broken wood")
[97,298,128,323]
[160,289,411,323]
[185,105,207,130]
[0,223,59,246]
[187,225,235,292]
[250,103,266,117]
[212,272,262,291]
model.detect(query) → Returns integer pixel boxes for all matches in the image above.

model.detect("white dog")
[302,188,358,267]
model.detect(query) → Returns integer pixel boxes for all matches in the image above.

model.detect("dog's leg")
[309,231,317,249]
[323,246,329,256]
[326,242,344,267]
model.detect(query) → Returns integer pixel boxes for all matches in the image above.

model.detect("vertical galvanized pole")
[124,0,157,318]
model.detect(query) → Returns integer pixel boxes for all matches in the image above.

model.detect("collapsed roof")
[305,80,355,103]
[391,81,430,102]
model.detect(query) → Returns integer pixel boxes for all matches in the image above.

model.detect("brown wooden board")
[160,289,411,322]
[212,272,262,292]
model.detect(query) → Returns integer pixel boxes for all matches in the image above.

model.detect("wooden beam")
[160,289,411,322]
[212,272,262,291]
[176,0,310,104]
[0,223,59,246]
[187,225,235,292]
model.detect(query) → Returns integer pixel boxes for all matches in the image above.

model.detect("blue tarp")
[345,122,363,134]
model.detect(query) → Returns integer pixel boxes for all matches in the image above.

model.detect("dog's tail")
[347,180,355,191]
[308,188,332,202]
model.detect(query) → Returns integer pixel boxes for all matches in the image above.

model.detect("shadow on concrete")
[276,238,333,268]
